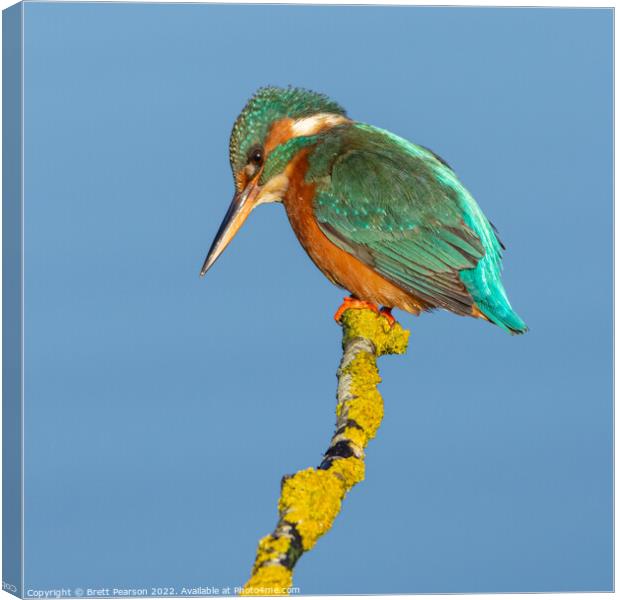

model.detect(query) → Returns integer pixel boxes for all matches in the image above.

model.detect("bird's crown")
[229,86,346,174]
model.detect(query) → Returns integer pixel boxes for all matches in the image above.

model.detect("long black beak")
[200,182,260,277]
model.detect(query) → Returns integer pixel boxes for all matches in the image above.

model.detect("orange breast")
[282,150,429,314]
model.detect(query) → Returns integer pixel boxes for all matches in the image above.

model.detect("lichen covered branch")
[240,308,409,596]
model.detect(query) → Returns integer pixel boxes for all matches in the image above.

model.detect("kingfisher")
[200,87,527,334]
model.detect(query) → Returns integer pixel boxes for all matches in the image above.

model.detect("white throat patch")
[255,173,289,205]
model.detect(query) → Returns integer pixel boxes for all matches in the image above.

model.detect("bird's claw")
[334,297,396,327]
[379,306,396,327]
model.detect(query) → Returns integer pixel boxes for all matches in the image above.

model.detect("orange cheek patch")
[264,118,295,154]
[236,171,248,192]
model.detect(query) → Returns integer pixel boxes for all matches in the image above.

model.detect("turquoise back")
[307,123,527,334]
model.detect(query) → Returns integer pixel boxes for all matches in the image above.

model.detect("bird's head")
[200,86,348,276]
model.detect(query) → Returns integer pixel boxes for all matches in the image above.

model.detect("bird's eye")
[248,146,263,166]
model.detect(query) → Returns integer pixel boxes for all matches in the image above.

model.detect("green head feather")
[229,86,346,176]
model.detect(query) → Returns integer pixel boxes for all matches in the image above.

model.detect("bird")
[200,86,527,335]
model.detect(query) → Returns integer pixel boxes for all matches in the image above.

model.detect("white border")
[0,3,614,600]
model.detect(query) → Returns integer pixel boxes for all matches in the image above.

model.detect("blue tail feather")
[460,270,528,335]
[477,297,528,335]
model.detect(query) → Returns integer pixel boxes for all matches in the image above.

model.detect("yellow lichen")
[340,309,409,356]
[344,351,382,388]
[346,397,384,440]
[335,402,343,418]
[254,534,291,567]
[279,468,345,550]
[341,425,368,449]
[328,456,365,488]
[240,565,293,596]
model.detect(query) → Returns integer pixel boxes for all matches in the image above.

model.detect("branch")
[240,307,410,596]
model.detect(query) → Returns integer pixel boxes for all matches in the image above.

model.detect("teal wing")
[308,123,527,334]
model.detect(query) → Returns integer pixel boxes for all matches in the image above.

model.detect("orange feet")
[334,296,379,323]
[379,306,396,327]
[334,297,396,327]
